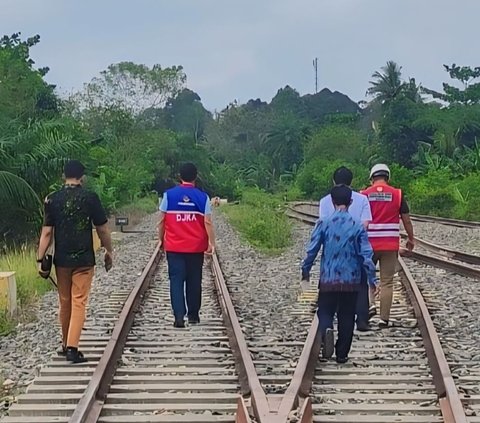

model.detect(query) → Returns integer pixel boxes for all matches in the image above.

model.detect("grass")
[111,195,159,229]
[221,188,292,254]
[0,248,52,335]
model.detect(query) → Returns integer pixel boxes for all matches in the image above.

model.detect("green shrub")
[221,188,291,254]
[388,163,414,195]
[408,169,457,216]
[454,172,480,220]
[0,248,51,334]
[296,159,369,199]
[240,187,284,209]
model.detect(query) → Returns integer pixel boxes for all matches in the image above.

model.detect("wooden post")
[0,271,17,316]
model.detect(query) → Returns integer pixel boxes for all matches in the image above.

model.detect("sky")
[1,0,478,111]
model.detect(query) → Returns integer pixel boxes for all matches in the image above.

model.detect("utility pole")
[313,57,318,93]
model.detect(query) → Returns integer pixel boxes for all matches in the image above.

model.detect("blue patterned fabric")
[302,210,377,292]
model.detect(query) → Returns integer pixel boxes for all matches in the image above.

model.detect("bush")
[0,248,51,335]
[296,159,369,199]
[408,169,457,216]
[388,163,414,195]
[454,172,480,220]
[221,188,291,253]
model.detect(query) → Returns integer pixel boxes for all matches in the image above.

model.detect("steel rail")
[399,257,467,423]
[276,316,320,420]
[288,208,468,423]
[69,243,162,423]
[210,253,270,422]
[288,205,480,278]
[410,213,480,229]
[400,233,480,266]
[403,250,480,279]
[69,246,255,423]
[291,200,480,229]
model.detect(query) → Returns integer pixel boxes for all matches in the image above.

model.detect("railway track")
[2,206,479,423]
[287,203,479,423]
[291,202,480,229]
[1,246,251,423]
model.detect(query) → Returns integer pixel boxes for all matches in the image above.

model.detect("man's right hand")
[205,243,215,255]
[301,271,310,282]
[406,238,415,251]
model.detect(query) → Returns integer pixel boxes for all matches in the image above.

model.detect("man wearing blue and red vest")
[362,164,415,328]
[158,163,215,328]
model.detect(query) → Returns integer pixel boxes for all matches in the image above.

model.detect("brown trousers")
[373,251,398,321]
[55,266,94,348]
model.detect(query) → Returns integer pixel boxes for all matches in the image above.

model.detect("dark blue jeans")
[356,269,369,325]
[166,252,204,320]
[317,291,358,359]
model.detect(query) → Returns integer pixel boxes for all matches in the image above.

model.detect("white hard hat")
[370,164,390,179]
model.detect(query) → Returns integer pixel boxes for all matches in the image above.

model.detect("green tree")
[163,89,212,142]
[0,33,57,126]
[367,61,404,104]
[305,125,367,165]
[73,62,186,114]
[423,64,480,105]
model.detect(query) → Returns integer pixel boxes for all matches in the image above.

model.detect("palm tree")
[367,61,404,104]
[0,118,85,244]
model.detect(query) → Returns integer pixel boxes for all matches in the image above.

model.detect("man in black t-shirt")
[37,160,113,363]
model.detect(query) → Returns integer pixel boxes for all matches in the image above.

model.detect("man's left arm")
[204,197,215,254]
[361,195,372,229]
[400,196,415,251]
[157,194,168,247]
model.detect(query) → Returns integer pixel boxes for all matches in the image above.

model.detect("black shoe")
[336,357,349,364]
[322,328,334,359]
[173,319,185,328]
[379,319,391,329]
[66,347,87,364]
[188,315,200,324]
[57,345,67,356]
[356,322,372,332]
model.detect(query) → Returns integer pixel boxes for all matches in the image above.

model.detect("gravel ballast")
[0,213,159,416]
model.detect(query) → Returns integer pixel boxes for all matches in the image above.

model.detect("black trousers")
[317,291,358,359]
[166,252,204,320]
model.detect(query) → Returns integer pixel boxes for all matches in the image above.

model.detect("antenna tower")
[313,57,318,93]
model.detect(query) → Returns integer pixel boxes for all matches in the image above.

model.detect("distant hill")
[302,88,360,122]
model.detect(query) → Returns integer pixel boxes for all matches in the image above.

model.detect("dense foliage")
[2,32,480,247]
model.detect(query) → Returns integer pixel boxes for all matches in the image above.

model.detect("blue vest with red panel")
[163,184,209,253]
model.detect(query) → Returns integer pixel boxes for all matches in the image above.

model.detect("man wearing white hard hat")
[362,164,415,328]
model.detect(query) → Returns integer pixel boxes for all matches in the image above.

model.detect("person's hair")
[179,162,198,182]
[333,166,353,186]
[331,185,352,207]
[64,160,85,179]
[372,173,389,181]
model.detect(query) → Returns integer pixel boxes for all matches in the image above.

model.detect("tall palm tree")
[367,61,404,104]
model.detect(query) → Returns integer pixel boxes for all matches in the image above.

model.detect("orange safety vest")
[361,182,402,251]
